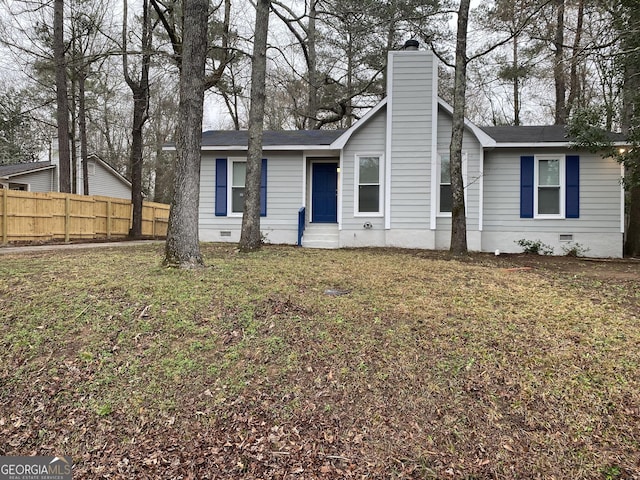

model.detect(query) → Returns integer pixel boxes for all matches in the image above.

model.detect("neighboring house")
[182,41,625,257]
[0,153,132,200]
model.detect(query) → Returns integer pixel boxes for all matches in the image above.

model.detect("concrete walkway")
[0,240,164,255]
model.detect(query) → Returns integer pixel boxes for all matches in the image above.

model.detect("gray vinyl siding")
[200,151,304,234]
[88,162,131,199]
[388,51,435,230]
[341,109,386,230]
[483,148,622,233]
[435,109,483,231]
[10,169,54,192]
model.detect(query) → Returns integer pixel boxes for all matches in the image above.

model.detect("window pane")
[359,157,379,184]
[539,159,559,186]
[358,185,379,212]
[232,187,244,213]
[538,187,560,214]
[232,162,246,187]
[440,184,452,213]
[440,155,450,183]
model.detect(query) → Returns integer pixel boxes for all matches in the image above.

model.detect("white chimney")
[50,138,60,192]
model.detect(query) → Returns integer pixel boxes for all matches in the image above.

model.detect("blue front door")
[312,163,338,223]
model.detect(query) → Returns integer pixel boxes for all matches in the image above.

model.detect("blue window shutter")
[215,158,227,216]
[566,155,580,218]
[260,158,268,217]
[520,156,534,218]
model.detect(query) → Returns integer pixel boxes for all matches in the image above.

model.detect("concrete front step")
[302,223,339,249]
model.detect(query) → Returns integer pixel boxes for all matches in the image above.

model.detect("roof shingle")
[0,161,53,177]
[480,125,626,144]
[200,129,346,147]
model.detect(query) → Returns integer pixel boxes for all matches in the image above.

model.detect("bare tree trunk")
[513,35,520,126]
[123,0,152,239]
[345,33,353,128]
[553,0,566,124]
[128,92,147,238]
[70,71,78,194]
[163,0,208,267]
[239,0,271,252]
[307,0,319,129]
[621,14,640,257]
[566,0,584,119]
[78,72,89,195]
[449,0,471,255]
[626,184,640,257]
[221,68,241,130]
[54,0,71,193]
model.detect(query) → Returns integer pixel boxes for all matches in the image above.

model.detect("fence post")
[64,195,70,243]
[107,199,112,239]
[152,205,157,238]
[1,188,7,245]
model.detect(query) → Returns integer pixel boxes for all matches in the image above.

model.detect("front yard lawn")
[1,244,639,479]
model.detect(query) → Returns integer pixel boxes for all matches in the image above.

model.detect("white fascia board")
[197,145,341,152]
[330,99,388,150]
[5,165,56,178]
[490,141,629,149]
[492,142,574,148]
[437,98,497,148]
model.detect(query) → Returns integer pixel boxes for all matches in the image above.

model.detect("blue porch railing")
[297,206,306,246]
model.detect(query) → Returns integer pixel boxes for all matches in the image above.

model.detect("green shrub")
[562,242,590,257]
[515,239,554,255]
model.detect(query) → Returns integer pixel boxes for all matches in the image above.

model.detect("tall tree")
[552,0,566,124]
[271,0,443,130]
[149,0,234,91]
[0,87,43,165]
[617,0,640,256]
[239,0,271,252]
[53,0,72,192]
[271,0,320,128]
[475,0,545,126]
[449,0,471,255]
[565,0,585,119]
[163,0,208,267]
[123,0,152,238]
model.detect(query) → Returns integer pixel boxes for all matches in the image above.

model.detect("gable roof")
[185,106,628,153]
[330,100,388,149]
[0,161,54,179]
[437,100,497,148]
[87,153,132,188]
[331,97,501,149]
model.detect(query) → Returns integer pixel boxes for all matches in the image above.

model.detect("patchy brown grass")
[1,243,639,479]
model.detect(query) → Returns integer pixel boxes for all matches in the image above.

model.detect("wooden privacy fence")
[0,189,170,244]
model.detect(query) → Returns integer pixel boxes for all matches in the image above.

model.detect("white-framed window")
[354,154,383,215]
[229,158,246,215]
[437,152,466,216]
[9,182,29,191]
[535,155,565,218]
[438,153,452,214]
[88,161,96,176]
